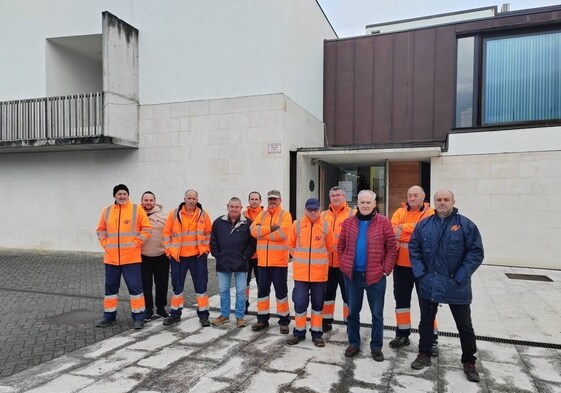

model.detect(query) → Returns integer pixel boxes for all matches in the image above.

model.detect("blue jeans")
[217,271,247,319]
[344,271,386,351]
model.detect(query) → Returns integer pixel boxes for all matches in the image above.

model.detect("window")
[456,29,561,127]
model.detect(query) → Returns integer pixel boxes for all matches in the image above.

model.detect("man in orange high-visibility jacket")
[242,191,264,313]
[321,186,356,332]
[287,198,334,347]
[390,185,437,353]
[162,189,212,327]
[95,184,152,330]
[250,190,293,334]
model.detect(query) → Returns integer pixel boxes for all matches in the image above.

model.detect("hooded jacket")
[409,208,484,304]
[141,204,167,257]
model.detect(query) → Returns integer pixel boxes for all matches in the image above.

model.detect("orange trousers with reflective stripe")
[256,266,290,325]
[291,281,326,338]
[103,264,145,322]
[322,266,348,324]
[169,254,209,320]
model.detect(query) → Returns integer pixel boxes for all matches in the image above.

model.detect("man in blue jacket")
[409,190,484,382]
[210,197,257,328]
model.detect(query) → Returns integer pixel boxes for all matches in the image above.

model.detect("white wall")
[0,94,325,252]
[431,151,561,270]
[0,0,334,119]
[46,39,102,96]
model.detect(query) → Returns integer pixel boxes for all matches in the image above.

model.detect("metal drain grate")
[45,310,101,326]
[505,273,553,282]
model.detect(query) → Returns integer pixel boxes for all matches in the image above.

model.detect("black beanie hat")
[113,184,129,196]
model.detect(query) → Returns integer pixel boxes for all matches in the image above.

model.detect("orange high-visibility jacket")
[243,205,264,259]
[288,215,335,282]
[391,202,434,267]
[250,205,292,267]
[321,202,355,268]
[163,203,212,261]
[96,201,152,265]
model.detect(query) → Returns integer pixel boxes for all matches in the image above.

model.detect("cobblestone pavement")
[0,248,219,379]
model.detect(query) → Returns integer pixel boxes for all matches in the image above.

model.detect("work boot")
[251,321,270,331]
[95,318,116,328]
[430,342,439,357]
[371,349,384,362]
[236,319,247,328]
[163,315,181,326]
[411,353,432,370]
[389,336,410,348]
[344,345,360,358]
[143,310,154,322]
[133,320,144,330]
[279,325,290,334]
[463,363,481,382]
[287,336,305,345]
[212,315,230,326]
[200,318,210,327]
[313,337,326,347]
[322,322,333,332]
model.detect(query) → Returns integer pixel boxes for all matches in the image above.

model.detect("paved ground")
[1,248,561,392]
[0,248,219,379]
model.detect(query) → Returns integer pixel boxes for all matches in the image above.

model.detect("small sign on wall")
[268,143,282,154]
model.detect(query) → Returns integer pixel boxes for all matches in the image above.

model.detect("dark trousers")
[170,254,209,319]
[104,264,145,322]
[141,253,170,311]
[418,297,477,364]
[292,281,326,339]
[323,266,347,324]
[246,258,259,286]
[256,266,290,325]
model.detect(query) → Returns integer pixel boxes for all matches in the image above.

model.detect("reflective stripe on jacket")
[288,215,335,282]
[163,204,212,261]
[96,201,152,265]
[390,202,435,267]
[249,206,292,267]
[321,202,355,268]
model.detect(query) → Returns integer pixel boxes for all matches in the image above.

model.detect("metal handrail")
[0,92,104,141]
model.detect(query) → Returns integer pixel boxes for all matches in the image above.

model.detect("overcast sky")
[317,0,561,37]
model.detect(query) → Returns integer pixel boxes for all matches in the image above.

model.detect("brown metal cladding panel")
[354,39,374,145]
[391,33,415,143]
[433,26,456,141]
[372,34,394,144]
[324,42,338,147]
[388,161,420,216]
[334,40,356,145]
[411,29,436,142]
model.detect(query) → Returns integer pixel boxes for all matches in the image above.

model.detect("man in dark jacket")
[409,190,484,383]
[337,190,397,362]
[210,197,257,328]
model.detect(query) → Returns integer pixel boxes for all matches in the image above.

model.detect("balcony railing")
[0,92,104,142]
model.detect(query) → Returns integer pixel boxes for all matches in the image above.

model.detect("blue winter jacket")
[210,215,256,273]
[409,208,483,304]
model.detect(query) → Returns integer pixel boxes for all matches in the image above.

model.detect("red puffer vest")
[337,213,397,285]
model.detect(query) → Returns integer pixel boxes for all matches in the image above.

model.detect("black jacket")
[210,215,256,272]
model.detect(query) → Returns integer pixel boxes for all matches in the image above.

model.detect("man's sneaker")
[389,336,410,348]
[212,315,230,326]
[411,353,432,370]
[163,315,181,326]
[144,310,154,322]
[344,345,360,358]
[236,319,246,328]
[133,320,144,330]
[156,308,169,319]
[200,318,210,327]
[252,321,270,331]
[463,363,481,382]
[371,349,384,362]
[95,318,116,328]
[430,343,439,357]
[279,325,290,334]
[287,335,305,345]
[313,337,325,347]
[322,322,333,333]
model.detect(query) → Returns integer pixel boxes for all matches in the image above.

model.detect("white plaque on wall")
[268,143,282,154]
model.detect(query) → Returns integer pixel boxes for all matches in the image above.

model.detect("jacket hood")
[144,204,163,214]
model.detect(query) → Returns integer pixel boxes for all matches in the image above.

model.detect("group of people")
[95,183,484,383]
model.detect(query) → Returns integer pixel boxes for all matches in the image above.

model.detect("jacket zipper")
[308,220,313,281]
[117,205,121,265]
[267,214,273,267]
